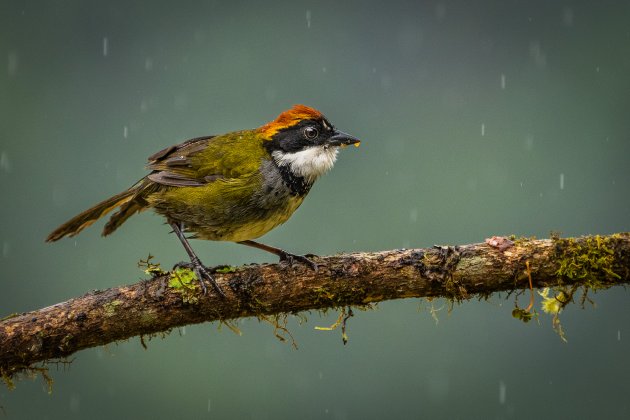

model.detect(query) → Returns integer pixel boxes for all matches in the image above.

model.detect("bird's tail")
[46,180,151,242]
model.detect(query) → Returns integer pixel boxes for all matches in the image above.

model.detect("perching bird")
[47,105,360,296]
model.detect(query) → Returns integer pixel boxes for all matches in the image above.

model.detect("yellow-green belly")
[146,173,306,242]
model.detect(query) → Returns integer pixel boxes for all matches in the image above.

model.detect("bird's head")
[259,104,360,183]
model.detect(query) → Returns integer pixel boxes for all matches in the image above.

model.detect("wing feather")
[145,132,267,187]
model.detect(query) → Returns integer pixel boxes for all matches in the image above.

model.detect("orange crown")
[258,104,324,139]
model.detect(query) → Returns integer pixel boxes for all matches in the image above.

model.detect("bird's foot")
[278,251,318,272]
[173,260,226,298]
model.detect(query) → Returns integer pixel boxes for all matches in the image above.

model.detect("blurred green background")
[1,0,629,418]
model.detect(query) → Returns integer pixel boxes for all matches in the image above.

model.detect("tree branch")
[2,233,629,382]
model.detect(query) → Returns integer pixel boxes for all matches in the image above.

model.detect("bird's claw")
[173,260,226,298]
[278,252,318,272]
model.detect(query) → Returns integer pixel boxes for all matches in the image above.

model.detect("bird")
[46,105,360,297]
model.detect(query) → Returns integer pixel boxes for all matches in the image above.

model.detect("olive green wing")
[146,131,268,187]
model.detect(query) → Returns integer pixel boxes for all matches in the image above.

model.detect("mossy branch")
[2,233,629,384]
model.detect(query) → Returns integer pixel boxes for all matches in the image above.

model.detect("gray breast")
[261,156,313,198]
[254,159,298,209]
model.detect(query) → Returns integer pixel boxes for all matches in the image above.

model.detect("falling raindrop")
[7,51,18,76]
[562,7,574,26]
[500,74,506,89]
[123,126,128,139]
[306,10,312,28]
[499,381,507,404]
[481,123,486,136]
[529,41,546,69]
[409,208,418,223]
[618,330,621,341]
[559,173,565,190]
[69,394,81,412]
[102,37,109,57]
[0,151,11,172]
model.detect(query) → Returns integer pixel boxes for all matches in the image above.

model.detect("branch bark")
[2,233,629,380]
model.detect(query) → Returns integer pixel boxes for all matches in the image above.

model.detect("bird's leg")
[237,240,318,271]
[169,221,226,298]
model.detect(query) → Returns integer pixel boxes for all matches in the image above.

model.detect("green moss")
[312,286,336,306]
[214,265,237,274]
[137,254,165,278]
[168,268,200,304]
[310,285,376,345]
[103,300,123,317]
[442,276,468,302]
[1,368,15,390]
[554,235,621,289]
[1,365,53,393]
[0,313,19,322]
[523,234,625,342]
[512,307,535,323]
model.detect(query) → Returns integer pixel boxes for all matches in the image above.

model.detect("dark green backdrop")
[2,0,629,418]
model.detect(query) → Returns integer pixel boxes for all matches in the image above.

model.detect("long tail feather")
[46,185,143,242]
[102,199,145,236]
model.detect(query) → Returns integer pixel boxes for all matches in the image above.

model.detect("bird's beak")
[326,130,361,148]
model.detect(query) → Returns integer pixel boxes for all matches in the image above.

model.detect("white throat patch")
[272,146,339,183]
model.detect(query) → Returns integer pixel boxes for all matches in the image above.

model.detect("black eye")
[303,126,319,140]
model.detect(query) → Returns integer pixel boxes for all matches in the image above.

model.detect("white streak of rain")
[7,52,18,76]
[499,381,507,404]
[70,394,81,412]
[562,8,574,26]
[0,151,11,172]
[409,208,418,223]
